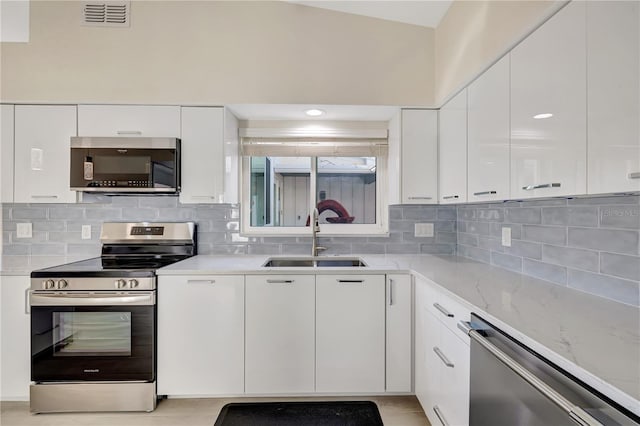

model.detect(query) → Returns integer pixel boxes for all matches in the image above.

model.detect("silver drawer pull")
[187,279,215,284]
[388,279,394,306]
[629,172,640,179]
[31,195,58,199]
[266,279,294,284]
[473,190,497,196]
[338,279,364,283]
[442,195,459,200]
[408,196,432,200]
[116,130,142,135]
[433,302,454,318]
[433,405,449,426]
[522,183,560,190]
[433,347,454,368]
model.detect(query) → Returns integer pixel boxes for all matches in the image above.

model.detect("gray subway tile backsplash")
[3,194,639,306]
[1,200,456,272]
[456,194,640,306]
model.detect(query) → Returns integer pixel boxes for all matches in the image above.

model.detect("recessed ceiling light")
[305,109,325,117]
[533,113,553,119]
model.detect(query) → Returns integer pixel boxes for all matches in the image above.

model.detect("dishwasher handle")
[459,321,604,426]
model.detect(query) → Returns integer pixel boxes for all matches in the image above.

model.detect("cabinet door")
[179,107,225,204]
[245,275,315,394]
[77,105,180,137]
[467,55,510,202]
[1,105,14,202]
[386,274,412,392]
[587,1,640,194]
[401,110,438,204]
[316,274,385,392]
[423,310,444,426]
[157,275,244,396]
[510,2,587,199]
[439,89,468,204]
[0,276,31,400]
[14,105,77,203]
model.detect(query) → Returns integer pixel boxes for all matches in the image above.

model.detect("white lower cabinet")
[316,274,385,393]
[385,274,412,392]
[415,277,470,426]
[245,274,315,394]
[157,275,244,396]
[0,276,31,400]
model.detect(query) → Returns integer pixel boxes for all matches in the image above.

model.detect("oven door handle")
[30,292,156,306]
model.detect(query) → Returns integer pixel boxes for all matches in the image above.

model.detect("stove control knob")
[128,279,139,288]
[57,279,68,289]
[115,279,127,289]
[43,279,55,290]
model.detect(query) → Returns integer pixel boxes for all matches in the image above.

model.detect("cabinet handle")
[433,302,454,318]
[338,279,364,283]
[116,130,142,135]
[190,195,216,199]
[473,190,497,196]
[442,195,459,200]
[25,288,31,314]
[408,196,432,200]
[433,405,449,426]
[31,195,58,199]
[187,279,215,284]
[433,347,455,368]
[388,278,394,306]
[628,172,640,179]
[522,183,560,191]
[266,279,294,284]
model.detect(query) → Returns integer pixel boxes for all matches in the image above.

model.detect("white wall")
[1,1,435,106]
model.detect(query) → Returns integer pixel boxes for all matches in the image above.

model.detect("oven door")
[30,291,155,382]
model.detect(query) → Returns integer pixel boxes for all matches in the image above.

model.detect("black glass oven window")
[53,312,132,357]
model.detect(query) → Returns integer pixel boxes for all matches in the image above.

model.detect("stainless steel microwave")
[70,137,180,193]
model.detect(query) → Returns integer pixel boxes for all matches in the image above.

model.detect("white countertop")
[159,253,640,415]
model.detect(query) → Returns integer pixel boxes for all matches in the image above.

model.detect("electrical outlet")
[16,223,32,239]
[415,223,434,238]
[82,225,92,240]
[501,227,512,247]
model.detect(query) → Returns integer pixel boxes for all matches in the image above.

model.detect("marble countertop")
[159,254,640,415]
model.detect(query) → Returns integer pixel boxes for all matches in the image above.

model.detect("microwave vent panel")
[82,2,130,27]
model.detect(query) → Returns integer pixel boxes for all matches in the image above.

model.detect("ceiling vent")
[82,2,130,27]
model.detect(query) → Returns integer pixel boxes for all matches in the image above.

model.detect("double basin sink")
[262,257,367,268]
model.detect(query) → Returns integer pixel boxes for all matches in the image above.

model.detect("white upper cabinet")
[180,106,239,204]
[78,105,180,137]
[1,105,14,202]
[467,55,510,202]
[439,89,468,204]
[587,1,640,194]
[510,1,587,199]
[400,110,438,204]
[14,105,77,203]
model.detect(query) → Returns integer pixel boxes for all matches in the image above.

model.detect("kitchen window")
[240,126,389,236]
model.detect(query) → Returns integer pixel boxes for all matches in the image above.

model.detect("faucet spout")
[311,208,326,256]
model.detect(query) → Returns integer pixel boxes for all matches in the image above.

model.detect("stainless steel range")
[29,222,196,413]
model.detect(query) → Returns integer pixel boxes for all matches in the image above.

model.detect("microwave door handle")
[30,292,155,306]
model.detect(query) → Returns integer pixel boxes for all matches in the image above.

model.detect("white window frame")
[240,154,388,237]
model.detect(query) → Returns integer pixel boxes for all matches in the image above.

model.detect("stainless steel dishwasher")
[459,314,639,426]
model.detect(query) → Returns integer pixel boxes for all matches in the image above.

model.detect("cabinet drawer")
[424,285,471,344]
[78,105,181,137]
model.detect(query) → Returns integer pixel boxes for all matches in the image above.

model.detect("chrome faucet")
[311,208,326,256]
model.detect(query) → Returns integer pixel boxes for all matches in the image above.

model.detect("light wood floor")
[1,396,431,426]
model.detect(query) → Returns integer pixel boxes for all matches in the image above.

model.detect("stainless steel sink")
[262,257,367,267]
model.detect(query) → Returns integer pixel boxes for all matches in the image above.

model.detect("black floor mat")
[214,401,384,426]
